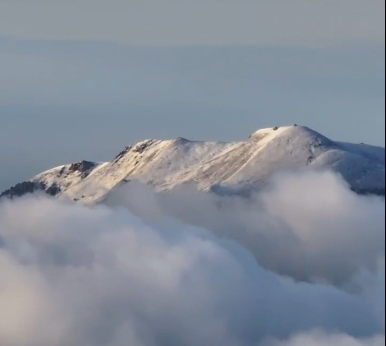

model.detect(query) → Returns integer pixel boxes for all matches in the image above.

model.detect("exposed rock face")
[68,161,97,178]
[0,181,62,199]
[132,140,156,154]
[0,181,43,198]
[114,146,133,162]
[45,183,62,196]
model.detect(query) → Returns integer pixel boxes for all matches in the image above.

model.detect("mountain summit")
[1,125,385,203]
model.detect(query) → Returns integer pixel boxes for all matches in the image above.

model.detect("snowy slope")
[1,126,385,203]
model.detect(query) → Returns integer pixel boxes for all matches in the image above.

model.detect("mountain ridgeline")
[1,126,385,203]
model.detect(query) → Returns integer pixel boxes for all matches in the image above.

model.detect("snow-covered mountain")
[1,126,385,203]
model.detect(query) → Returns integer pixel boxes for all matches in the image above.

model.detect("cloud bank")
[108,171,385,286]
[0,171,384,346]
[0,0,384,45]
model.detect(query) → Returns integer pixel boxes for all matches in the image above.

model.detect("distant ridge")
[2,125,385,203]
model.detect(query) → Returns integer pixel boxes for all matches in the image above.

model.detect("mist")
[0,171,384,346]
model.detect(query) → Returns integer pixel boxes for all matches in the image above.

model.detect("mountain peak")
[250,124,317,138]
[174,137,192,145]
[251,125,293,135]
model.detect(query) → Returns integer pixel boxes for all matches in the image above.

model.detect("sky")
[0,0,385,191]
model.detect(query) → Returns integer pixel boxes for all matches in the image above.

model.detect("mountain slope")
[1,126,385,203]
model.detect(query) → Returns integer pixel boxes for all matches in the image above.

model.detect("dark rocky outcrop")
[69,161,97,178]
[132,141,155,154]
[114,141,156,162]
[0,181,45,199]
[114,146,133,162]
[46,183,62,196]
[0,181,62,200]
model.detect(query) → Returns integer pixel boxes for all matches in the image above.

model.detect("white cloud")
[0,171,384,346]
[109,171,385,286]
[0,0,384,46]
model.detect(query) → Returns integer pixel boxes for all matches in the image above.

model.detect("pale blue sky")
[0,0,385,191]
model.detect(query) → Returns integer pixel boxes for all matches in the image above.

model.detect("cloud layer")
[108,171,385,285]
[0,0,384,45]
[0,171,384,346]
